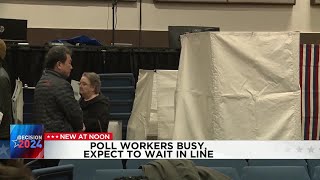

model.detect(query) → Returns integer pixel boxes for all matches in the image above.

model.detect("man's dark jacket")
[0,62,12,139]
[33,70,83,132]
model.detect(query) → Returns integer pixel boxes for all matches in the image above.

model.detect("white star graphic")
[11,139,19,148]
[308,147,314,153]
[0,144,9,157]
[56,136,58,138]
[285,147,291,152]
[296,146,303,152]
[47,135,50,138]
[51,135,54,138]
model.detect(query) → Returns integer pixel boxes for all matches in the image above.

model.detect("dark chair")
[32,164,74,180]
[311,166,320,180]
[210,167,240,180]
[95,169,144,180]
[241,166,310,180]
[307,160,320,177]
[192,159,247,175]
[125,159,153,169]
[59,159,123,180]
[248,159,307,169]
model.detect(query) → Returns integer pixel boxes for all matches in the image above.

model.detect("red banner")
[44,133,113,140]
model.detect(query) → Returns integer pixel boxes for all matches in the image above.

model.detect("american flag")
[300,44,320,140]
[0,140,10,159]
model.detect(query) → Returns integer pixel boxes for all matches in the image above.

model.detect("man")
[0,39,13,140]
[33,46,84,132]
[0,160,33,180]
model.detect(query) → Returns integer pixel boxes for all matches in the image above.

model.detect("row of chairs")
[31,159,320,180]
[99,73,135,140]
[126,159,320,179]
[93,166,317,180]
[125,159,315,174]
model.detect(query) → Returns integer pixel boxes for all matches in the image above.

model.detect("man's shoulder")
[0,67,9,79]
[38,72,70,87]
[35,79,71,98]
[0,68,10,84]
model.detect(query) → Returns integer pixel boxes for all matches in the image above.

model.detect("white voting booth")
[174,32,301,140]
[127,70,177,140]
[127,32,302,140]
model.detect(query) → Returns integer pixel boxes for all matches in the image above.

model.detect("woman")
[79,72,110,132]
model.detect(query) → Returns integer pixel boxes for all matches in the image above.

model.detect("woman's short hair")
[82,72,101,94]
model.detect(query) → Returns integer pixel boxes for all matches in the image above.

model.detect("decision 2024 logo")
[10,125,44,159]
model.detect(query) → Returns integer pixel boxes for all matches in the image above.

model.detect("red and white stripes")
[300,44,320,140]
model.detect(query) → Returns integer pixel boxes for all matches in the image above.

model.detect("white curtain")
[126,70,178,140]
[127,70,154,140]
[173,32,302,140]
